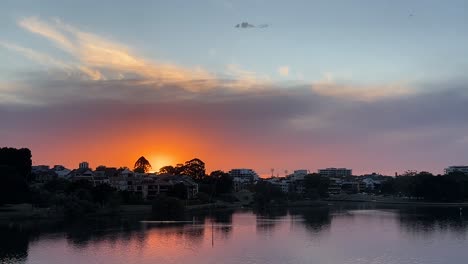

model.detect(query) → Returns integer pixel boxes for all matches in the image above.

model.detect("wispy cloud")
[310,73,412,101]
[3,16,417,101]
[10,17,277,91]
[1,41,72,72]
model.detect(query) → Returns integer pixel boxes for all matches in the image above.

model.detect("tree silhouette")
[159,165,176,175]
[183,158,205,181]
[133,156,152,173]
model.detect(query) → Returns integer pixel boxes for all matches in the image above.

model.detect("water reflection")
[1,204,468,264]
[398,207,468,240]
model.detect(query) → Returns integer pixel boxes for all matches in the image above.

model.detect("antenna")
[271,168,275,177]
[285,170,288,176]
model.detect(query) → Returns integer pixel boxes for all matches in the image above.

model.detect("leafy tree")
[210,170,233,194]
[183,158,205,181]
[151,196,185,219]
[253,181,285,207]
[159,165,176,175]
[0,147,32,181]
[133,156,152,173]
[0,165,30,204]
[92,184,116,206]
[304,174,330,199]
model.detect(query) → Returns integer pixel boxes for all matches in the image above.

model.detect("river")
[1,203,468,264]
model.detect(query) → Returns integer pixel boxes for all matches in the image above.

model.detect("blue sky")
[2,0,468,85]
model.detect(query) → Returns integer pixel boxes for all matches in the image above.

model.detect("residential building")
[79,161,89,169]
[265,177,290,193]
[327,178,342,195]
[289,169,308,181]
[53,165,72,179]
[32,165,56,182]
[229,168,259,191]
[445,166,468,175]
[318,168,352,177]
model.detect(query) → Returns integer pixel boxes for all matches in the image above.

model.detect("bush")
[151,196,185,219]
[63,195,97,218]
[196,192,211,203]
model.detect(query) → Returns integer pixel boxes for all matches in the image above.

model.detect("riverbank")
[326,194,468,207]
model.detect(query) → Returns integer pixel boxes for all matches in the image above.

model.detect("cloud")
[278,66,289,77]
[235,22,255,28]
[3,16,417,102]
[310,73,412,101]
[1,41,72,72]
[2,77,468,174]
[234,22,269,29]
[9,17,275,91]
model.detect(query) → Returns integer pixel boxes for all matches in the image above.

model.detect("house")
[32,165,56,182]
[69,168,110,186]
[108,172,199,200]
[53,165,72,179]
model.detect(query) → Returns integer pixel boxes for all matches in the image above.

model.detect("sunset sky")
[1,0,468,176]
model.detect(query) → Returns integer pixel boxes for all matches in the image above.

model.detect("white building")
[289,169,308,181]
[229,169,259,182]
[229,168,259,191]
[445,166,468,175]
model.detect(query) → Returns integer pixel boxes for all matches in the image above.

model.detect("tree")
[304,174,329,199]
[210,170,233,194]
[0,165,30,205]
[0,147,32,181]
[159,165,176,175]
[133,156,152,173]
[0,148,32,204]
[183,158,205,181]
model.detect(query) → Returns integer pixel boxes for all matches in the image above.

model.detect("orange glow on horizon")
[148,154,175,172]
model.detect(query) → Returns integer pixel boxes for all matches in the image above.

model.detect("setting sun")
[148,154,174,172]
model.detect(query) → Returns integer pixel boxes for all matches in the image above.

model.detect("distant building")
[109,172,198,200]
[53,165,72,179]
[445,166,468,175]
[79,161,89,169]
[229,169,259,182]
[318,168,352,177]
[229,169,259,191]
[289,170,308,181]
[32,165,55,182]
[265,177,290,193]
[327,178,342,195]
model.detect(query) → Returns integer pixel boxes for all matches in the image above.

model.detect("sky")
[1,0,468,176]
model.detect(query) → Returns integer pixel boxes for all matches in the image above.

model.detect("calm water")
[2,204,468,264]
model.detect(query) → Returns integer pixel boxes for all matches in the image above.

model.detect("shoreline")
[326,198,468,207]
[3,198,468,222]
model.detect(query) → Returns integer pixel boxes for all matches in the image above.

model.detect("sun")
[148,154,174,173]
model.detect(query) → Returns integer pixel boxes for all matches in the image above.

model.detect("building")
[289,170,308,181]
[445,166,468,175]
[265,177,290,193]
[32,165,56,182]
[327,179,342,195]
[229,169,259,182]
[318,168,352,177]
[229,169,259,191]
[79,161,89,169]
[53,165,72,179]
